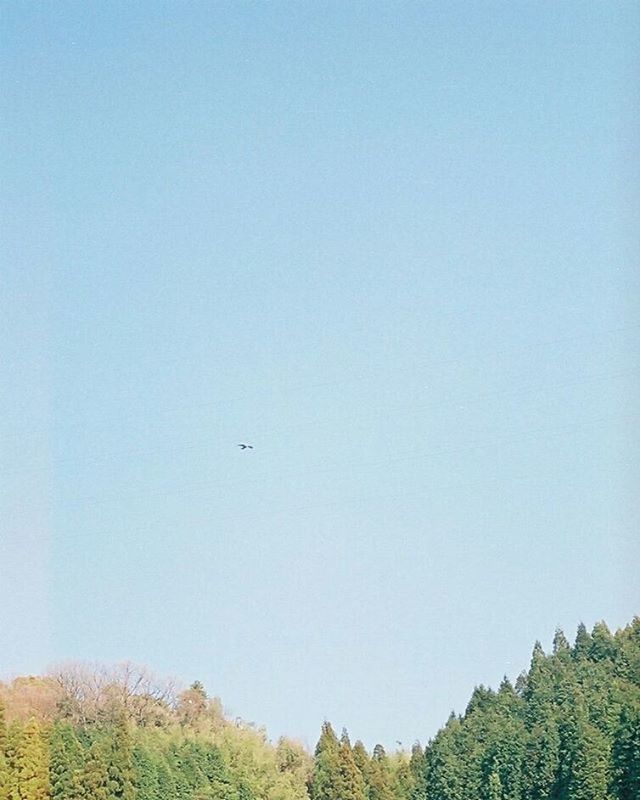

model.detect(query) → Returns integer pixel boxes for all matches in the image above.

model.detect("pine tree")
[392,756,415,800]
[611,704,640,800]
[310,723,341,800]
[368,745,394,800]
[409,743,427,800]
[12,718,49,800]
[425,717,465,800]
[567,718,610,800]
[131,745,162,800]
[105,716,134,800]
[79,739,110,800]
[552,628,571,658]
[574,623,592,661]
[0,703,9,800]
[336,730,366,800]
[589,621,617,663]
[525,719,559,800]
[352,740,370,786]
[49,721,84,800]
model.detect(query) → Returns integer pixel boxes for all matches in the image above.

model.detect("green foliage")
[309,723,340,800]
[1,617,639,800]
[411,618,640,800]
[0,703,9,800]
[11,718,49,800]
[49,722,83,800]
[336,731,366,800]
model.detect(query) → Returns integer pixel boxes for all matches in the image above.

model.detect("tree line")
[1,617,638,799]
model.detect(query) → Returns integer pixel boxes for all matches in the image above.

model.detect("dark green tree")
[49,721,84,800]
[611,703,640,800]
[79,740,110,800]
[573,623,592,661]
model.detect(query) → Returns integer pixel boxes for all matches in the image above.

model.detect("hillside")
[1,617,638,799]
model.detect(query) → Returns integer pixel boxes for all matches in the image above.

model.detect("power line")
[60,410,637,509]
[4,364,635,480]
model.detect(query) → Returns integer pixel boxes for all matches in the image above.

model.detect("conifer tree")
[525,719,560,800]
[409,743,427,800]
[351,740,370,789]
[0,702,9,800]
[12,718,49,800]
[573,622,592,661]
[486,770,502,800]
[589,621,617,663]
[424,717,465,800]
[310,723,341,800]
[79,740,110,800]
[566,718,610,800]
[131,745,162,800]
[49,721,84,800]
[336,730,366,800]
[552,628,572,657]
[612,703,640,800]
[392,756,415,800]
[105,716,134,800]
[368,745,394,800]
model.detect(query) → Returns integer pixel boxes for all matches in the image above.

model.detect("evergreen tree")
[131,745,162,800]
[566,718,610,800]
[524,718,560,800]
[336,730,366,800]
[368,745,394,800]
[552,628,571,658]
[310,723,341,800]
[105,716,134,800]
[392,756,415,800]
[49,722,84,800]
[612,703,640,800]
[574,623,592,661]
[351,741,370,795]
[589,621,617,663]
[80,740,110,800]
[11,718,49,800]
[409,743,427,800]
[0,703,9,800]
[425,716,465,800]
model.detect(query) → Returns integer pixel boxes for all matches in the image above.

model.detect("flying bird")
[237,443,253,449]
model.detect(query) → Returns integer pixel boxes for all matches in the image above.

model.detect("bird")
[237,443,253,450]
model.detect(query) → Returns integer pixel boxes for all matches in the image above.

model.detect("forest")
[0,617,638,800]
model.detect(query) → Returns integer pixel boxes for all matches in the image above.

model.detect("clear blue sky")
[1,1,638,750]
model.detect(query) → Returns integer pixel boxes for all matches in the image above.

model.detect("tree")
[368,745,393,800]
[105,716,134,800]
[79,740,110,800]
[309,723,340,800]
[336,730,366,800]
[49,721,84,800]
[11,718,49,800]
[0,702,9,800]
[589,621,617,663]
[176,682,208,727]
[552,629,571,658]
[573,623,592,661]
[351,741,370,792]
[525,719,559,800]
[566,719,610,800]
[409,743,427,800]
[611,704,640,800]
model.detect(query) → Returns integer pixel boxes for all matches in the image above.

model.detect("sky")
[1,1,639,750]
